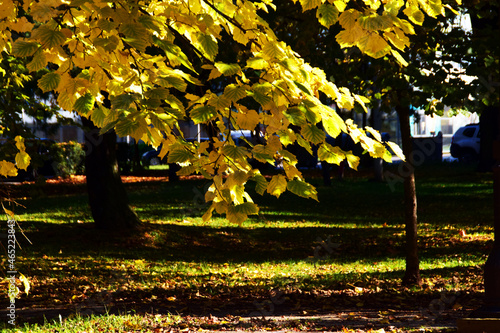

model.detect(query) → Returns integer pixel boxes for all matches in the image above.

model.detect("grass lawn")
[0,161,494,332]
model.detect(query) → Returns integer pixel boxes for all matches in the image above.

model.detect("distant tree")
[264,0,473,285]
[0,51,63,180]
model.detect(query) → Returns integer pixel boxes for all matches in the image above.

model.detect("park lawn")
[1,162,494,332]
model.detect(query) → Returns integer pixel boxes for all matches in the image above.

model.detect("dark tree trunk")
[82,117,141,230]
[478,107,498,172]
[397,105,421,286]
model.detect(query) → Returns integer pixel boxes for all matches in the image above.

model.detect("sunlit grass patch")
[5,312,183,332]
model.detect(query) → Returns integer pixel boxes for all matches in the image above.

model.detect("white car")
[450,124,480,163]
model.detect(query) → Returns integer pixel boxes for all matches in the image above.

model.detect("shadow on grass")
[18,219,408,261]
[5,256,485,328]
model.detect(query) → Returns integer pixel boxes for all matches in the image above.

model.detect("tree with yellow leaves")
[1,0,460,282]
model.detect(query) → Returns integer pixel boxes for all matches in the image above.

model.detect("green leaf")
[299,0,322,11]
[26,51,47,72]
[215,62,241,76]
[317,143,345,165]
[112,93,139,110]
[252,145,275,164]
[293,80,312,95]
[177,165,197,176]
[115,118,141,137]
[123,37,148,52]
[12,40,40,57]
[32,25,66,48]
[316,4,339,28]
[287,179,318,201]
[158,75,187,92]
[190,105,217,124]
[73,93,95,115]
[358,13,393,31]
[226,205,248,225]
[280,149,299,164]
[207,94,231,110]
[196,33,218,61]
[165,106,186,120]
[145,88,170,100]
[283,106,307,126]
[224,84,247,102]
[277,129,296,146]
[142,98,161,109]
[138,15,163,33]
[91,106,107,127]
[301,124,325,145]
[222,144,248,160]
[251,173,268,195]
[120,22,148,39]
[96,18,118,32]
[165,94,185,113]
[99,119,120,135]
[74,93,95,115]
[246,57,268,70]
[38,72,61,92]
[296,134,313,155]
[93,36,120,52]
[234,202,259,215]
[155,38,197,73]
[339,9,360,30]
[150,112,175,130]
[167,147,192,163]
[262,41,285,60]
[298,100,319,123]
[249,91,272,108]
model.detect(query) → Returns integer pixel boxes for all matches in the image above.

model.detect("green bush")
[51,141,85,178]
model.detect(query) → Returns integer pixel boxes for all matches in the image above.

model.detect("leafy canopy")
[0,0,457,223]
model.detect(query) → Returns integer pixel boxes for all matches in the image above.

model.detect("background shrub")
[51,141,85,178]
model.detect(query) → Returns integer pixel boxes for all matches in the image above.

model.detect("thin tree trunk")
[371,104,384,182]
[397,105,421,286]
[82,117,141,230]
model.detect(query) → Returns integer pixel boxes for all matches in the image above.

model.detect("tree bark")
[82,117,141,230]
[478,107,498,172]
[397,105,421,286]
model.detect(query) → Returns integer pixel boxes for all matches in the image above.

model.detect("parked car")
[450,124,480,163]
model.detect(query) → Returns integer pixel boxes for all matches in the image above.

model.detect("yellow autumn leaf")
[15,152,31,171]
[19,273,30,296]
[0,161,17,178]
[2,205,15,218]
[358,33,390,59]
[283,162,303,180]
[15,135,26,151]
[345,151,360,170]
[8,16,34,32]
[267,174,287,198]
